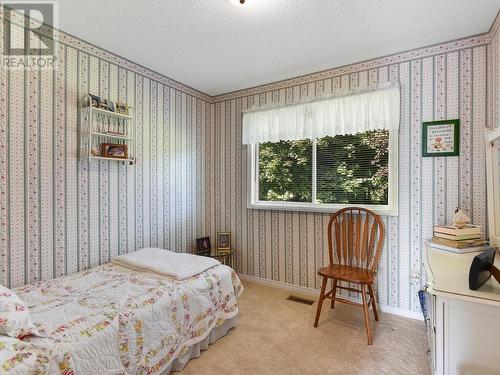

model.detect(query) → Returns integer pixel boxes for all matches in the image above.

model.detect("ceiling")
[54,0,499,96]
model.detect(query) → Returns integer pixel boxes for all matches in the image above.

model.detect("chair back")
[327,207,385,273]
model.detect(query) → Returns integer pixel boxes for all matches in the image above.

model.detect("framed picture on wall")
[422,119,460,157]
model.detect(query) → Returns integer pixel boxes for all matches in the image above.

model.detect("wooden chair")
[313,207,385,345]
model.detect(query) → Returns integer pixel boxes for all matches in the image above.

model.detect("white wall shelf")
[90,155,135,164]
[79,94,136,165]
[81,105,133,120]
[91,132,133,141]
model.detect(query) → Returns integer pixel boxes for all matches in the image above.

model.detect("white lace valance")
[242,84,400,145]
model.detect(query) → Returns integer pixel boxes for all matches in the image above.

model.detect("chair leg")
[368,283,379,321]
[314,277,328,327]
[330,279,338,309]
[361,284,373,345]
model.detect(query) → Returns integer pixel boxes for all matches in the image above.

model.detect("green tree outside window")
[258,130,389,205]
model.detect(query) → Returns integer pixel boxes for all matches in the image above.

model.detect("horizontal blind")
[316,130,389,205]
[258,140,312,202]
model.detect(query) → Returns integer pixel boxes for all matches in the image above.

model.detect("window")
[258,139,312,202]
[249,130,398,215]
[243,85,400,215]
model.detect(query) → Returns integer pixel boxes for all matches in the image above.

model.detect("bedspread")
[0,263,243,374]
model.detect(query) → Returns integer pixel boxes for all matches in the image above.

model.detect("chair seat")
[318,264,374,284]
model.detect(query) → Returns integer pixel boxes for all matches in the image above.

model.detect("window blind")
[256,131,389,206]
[316,131,389,205]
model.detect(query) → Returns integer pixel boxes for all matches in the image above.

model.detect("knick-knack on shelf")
[91,144,100,157]
[452,208,470,229]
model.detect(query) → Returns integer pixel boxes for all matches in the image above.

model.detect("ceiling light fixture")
[230,0,246,5]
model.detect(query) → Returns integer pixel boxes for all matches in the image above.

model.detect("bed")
[0,253,243,374]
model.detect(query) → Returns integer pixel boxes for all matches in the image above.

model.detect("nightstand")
[208,249,237,269]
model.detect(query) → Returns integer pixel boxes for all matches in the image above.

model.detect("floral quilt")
[0,263,243,374]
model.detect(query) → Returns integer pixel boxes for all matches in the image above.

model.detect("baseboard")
[237,273,423,321]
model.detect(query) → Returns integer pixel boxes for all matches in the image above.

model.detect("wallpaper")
[0,12,215,288]
[490,13,500,130]
[0,8,498,317]
[211,36,491,314]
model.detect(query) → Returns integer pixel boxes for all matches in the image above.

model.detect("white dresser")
[425,243,500,375]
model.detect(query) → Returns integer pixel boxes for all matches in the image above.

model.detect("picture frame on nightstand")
[216,232,231,254]
[196,237,212,256]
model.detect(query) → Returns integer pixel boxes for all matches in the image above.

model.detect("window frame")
[247,130,399,216]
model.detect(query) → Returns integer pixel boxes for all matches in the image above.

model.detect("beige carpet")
[182,280,431,375]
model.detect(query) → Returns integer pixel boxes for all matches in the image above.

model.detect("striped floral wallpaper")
[1,8,499,317]
[211,33,493,314]
[0,13,215,288]
[490,13,500,130]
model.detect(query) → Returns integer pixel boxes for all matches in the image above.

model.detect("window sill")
[247,202,398,216]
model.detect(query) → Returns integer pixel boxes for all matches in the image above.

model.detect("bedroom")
[0,0,500,374]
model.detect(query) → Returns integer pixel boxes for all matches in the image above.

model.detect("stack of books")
[432,225,485,248]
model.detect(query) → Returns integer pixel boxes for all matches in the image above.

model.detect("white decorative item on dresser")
[486,127,500,247]
[424,243,500,375]
[79,94,136,165]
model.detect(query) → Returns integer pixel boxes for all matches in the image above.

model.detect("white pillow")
[0,284,45,339]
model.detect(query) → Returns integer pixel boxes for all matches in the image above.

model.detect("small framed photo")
[216,232,231,253]
[101,143,128,159]
[99,98,109,110]
[89,94,101,108]
[116,102,129,115]
[422,119,460,157]
[196,237,211,255]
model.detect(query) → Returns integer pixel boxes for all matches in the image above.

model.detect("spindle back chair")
[313,207,385,345]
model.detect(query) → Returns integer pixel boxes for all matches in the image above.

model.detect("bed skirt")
[159,316,238,374]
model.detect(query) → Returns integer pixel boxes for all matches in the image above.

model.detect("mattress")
[0,262,243,374]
